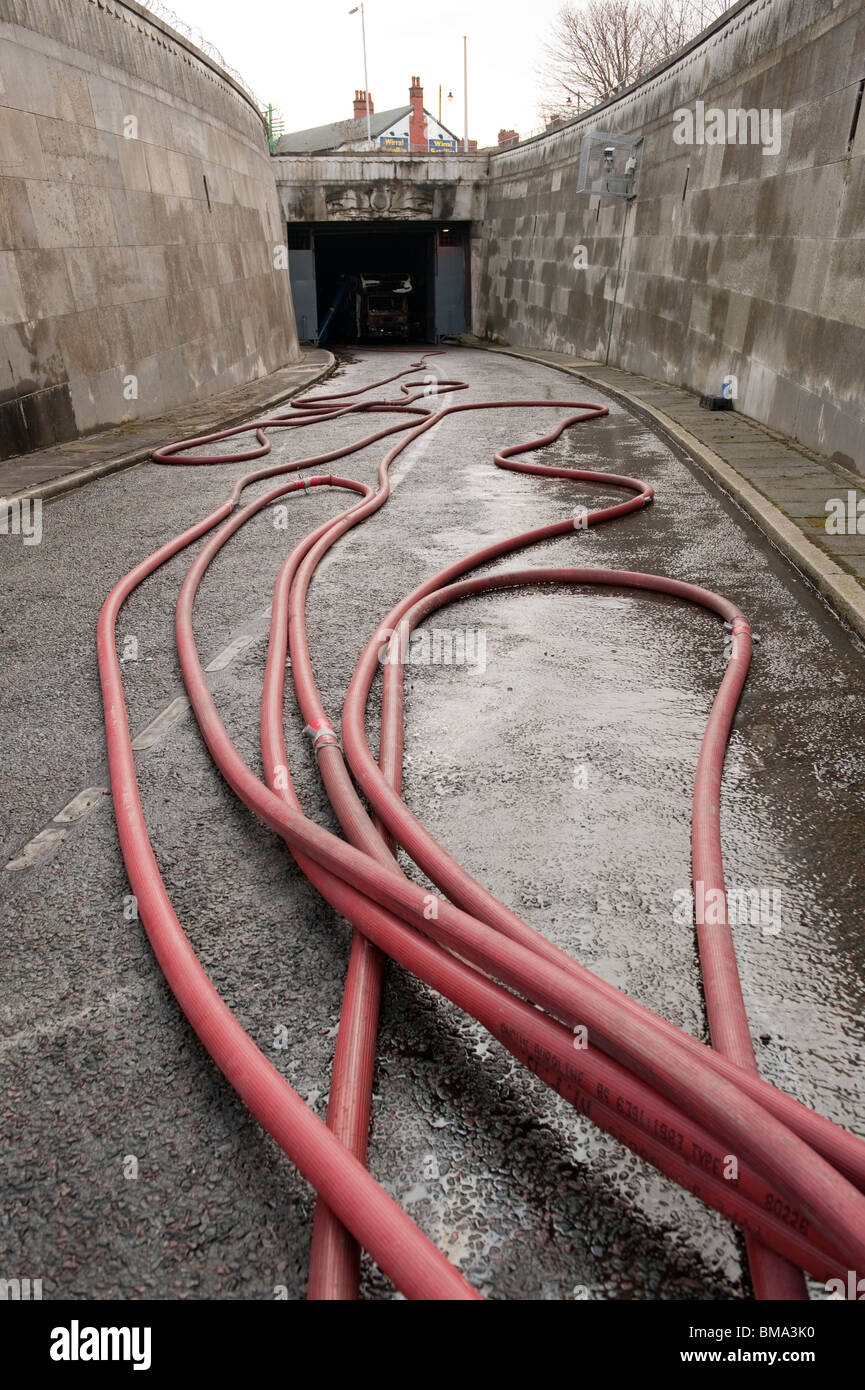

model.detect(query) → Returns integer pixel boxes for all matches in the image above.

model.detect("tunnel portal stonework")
[277,1,865,471]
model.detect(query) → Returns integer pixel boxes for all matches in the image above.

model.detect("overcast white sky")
[158,0,565,146]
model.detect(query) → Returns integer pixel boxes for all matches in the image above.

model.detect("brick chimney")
[498,129,519,148]
[353,89,374,120]
[409,76,426,150]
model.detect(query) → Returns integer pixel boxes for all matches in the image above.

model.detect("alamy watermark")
[825,1270,865,1300]
[824,491,865,534]
[673,101,782,157]
[674,881,782,936]
[1,497,42,545]
[49,1322,151,1370]
[0,1276,42,1299]
[377,622,487,673]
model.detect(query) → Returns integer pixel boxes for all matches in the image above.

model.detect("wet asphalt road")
[1,346,864,1301]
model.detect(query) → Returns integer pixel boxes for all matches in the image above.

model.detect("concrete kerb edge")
[7,352,338,507]
[460,341,865,647]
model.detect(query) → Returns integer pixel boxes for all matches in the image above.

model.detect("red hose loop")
[95,351,865,1302]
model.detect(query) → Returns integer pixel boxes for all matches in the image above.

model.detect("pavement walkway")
[1,348,334,503]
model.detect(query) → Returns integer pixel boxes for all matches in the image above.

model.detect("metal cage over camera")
[576,131,644,199]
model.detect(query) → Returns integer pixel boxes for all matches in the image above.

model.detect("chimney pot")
[353,88,374,120]
[409,75,426,148]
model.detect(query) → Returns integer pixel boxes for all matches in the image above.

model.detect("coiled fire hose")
[96,352,865,1301]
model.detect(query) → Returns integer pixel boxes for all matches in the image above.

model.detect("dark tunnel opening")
[287,221,469,345]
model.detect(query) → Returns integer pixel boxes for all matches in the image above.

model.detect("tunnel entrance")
[287,221,469,345]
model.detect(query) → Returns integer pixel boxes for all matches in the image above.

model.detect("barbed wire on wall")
[138,0,263,109]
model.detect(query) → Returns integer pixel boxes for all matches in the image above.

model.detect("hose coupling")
[303,718,340,752]
[725,619,760,650]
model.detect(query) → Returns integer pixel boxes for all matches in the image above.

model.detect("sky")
[154,0,566,147]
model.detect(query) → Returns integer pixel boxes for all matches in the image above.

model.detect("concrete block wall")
[0,0,299,458]
[479,0,865,473]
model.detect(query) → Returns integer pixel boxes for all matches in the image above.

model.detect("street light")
[348,5,372,146]
[463,34,468,152]
[438,84,453,123]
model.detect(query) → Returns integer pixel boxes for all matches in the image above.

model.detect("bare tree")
[651,0,726,56]
[538,0,730,121]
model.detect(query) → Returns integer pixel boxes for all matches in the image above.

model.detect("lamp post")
[463,35,468,151]
[349,5,372,146]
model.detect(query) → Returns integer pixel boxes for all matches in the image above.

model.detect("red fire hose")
[95,351,865,1301]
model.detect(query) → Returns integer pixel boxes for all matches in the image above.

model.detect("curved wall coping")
[81,0,266,128]
[489,0,763,162]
